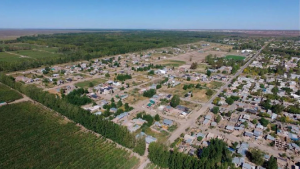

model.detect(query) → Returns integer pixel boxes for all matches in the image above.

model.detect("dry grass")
[191,89,210,102]
[124,88,146,104]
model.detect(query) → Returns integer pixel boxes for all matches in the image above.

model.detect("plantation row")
[0,102,139,168]
[0,73,144,153]
[0,83,22,103]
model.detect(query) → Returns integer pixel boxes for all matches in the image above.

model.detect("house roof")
[205,114,212,120]
[145,136,157,144]
[266,135,275,141]
[226,125,234,131]
[163,119,173,126]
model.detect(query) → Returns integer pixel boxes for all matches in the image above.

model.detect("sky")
[0,0,299,30]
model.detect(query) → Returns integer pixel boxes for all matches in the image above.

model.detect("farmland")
[0,102,139,169]
[225,55,245,60]
[0,83,22,102]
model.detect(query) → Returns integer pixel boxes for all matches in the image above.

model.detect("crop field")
[225,55,245,60]
[75,78,107,88]
[10,50,63,59]
[157,60,186,67]
[0,102,139,169]
[0,83,22,102]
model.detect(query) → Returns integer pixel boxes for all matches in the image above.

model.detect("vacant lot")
[0,102,139,169]
[157,60,186,67]
[75,78,107,88]
[0,83,22,102]
[225,55,245,60]
[207,81,224,89]
[169,50,228,65]
[125,88,147,104]
[10,50,63,59]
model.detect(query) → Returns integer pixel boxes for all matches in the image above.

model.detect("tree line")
[148,139,234,169]
[1,31,243,72]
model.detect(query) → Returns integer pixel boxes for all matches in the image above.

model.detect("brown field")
[169,50,228,65]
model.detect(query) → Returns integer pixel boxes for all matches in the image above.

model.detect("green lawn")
[0,83,22,103]
[0,102,139,169]
[225,55,245,60]
[11,50,63,59]
[75,78,107,88]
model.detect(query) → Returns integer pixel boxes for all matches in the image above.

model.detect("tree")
[212,106,219,114]
[154,114,160,121]
[225,97,234,105]
[271,86,279,95]
[248,148,264,166]
[187,77,191,81]
[156,84,162,89]
[215,115,221,123]
[265,155,278,169]
[190,62,198,69]
[117,99,123,108]
[206,69,211,77]
[143,89,156,98]
[206,89,213,96]
[197,136,203,141]
[252,119,258,124]
[170,95,180,108]
[259,117,269,127]
[89,82,94,87]
[105,73,110,77]
[133,137,146,156]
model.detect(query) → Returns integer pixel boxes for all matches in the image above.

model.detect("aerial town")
[2,35,300,169]
[0,1,299,168]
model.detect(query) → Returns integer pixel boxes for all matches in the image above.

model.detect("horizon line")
[0,28,299,31]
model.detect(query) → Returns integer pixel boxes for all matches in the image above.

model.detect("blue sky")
[0,0,299,30]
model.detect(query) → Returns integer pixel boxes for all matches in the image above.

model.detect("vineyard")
[0,83,22,102]
[0,102,139,169]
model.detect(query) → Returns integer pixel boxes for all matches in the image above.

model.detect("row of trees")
[116,74,132,81]
[0,73,142,151]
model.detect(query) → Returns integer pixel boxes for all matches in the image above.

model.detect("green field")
[75,78,107,88]
[0,52,31,62]
[158,60,186,67]
[0,83,22,102]
[225,55,245,60]
[0,102,139,169]
[10,50,63,59]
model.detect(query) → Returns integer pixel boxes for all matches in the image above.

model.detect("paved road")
[168,41,271,143]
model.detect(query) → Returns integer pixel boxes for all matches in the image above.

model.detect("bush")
[143,89,156,98]
[206,89,213,96]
